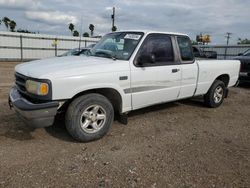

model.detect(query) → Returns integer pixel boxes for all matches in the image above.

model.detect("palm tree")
[2,17,10,30]
[73,30,79,37]
[89,24,94,37]
[68,23,74,34]
[237,38,242,45]
[9,20,16,32]
[112,26,117,32]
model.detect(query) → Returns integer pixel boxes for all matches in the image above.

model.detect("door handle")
[172,68,180,73]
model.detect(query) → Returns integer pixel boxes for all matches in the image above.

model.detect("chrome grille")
[15,72,27,94]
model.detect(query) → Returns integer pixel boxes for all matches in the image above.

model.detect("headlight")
[25,80,49,96]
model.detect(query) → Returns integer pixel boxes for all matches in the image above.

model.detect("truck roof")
[113,30,189,37]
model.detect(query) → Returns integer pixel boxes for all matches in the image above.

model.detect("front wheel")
[65,94,114,142]
[204,80,226,108]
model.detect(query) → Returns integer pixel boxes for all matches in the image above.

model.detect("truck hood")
[15,56,125,79]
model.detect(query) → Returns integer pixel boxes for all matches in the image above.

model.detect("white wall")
[0,31,100,61]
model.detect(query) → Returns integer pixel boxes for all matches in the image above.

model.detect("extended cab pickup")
[9,31,240,142]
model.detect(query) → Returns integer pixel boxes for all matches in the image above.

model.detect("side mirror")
[238,53,243,56]
[137,54,156,66]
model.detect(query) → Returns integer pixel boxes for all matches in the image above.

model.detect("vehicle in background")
[192,46,217,59]
[60,44,96,57]
[87,44,96,48]
[234,49,250,83]
[60,47,90,56]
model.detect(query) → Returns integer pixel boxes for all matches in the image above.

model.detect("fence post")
[85,40,87,47]
[20,35,23,62]
[55,38,58,56]
[224,47,228,59]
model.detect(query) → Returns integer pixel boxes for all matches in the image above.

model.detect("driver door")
[130,34,181,110]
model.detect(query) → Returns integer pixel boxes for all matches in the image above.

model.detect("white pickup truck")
[9,31,240,142]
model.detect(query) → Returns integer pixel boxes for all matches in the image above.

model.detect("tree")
[238,38,250,45]
[73,30,79,37]
[2,17,10,30]
[9,20,16,32]
[112,26,117,32]
[83,32,89,37]
[89,24,94,37]
[68,23,74,34]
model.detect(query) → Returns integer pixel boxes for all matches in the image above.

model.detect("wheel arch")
[64,88,123,114]
[215,74,230,87]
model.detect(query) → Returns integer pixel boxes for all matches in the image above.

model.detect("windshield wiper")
[93,50,117,60]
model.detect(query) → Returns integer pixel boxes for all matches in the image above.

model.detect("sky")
[0,0,249,44]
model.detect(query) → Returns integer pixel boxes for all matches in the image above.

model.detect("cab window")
[177,36,194,62]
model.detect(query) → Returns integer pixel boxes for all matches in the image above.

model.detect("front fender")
[51,73,132,113]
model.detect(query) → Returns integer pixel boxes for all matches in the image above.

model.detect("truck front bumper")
[9,87,59,128]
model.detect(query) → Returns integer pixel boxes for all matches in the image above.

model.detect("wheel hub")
[80,105,107,134]
[89,113,97,122]
[213,86,224,104]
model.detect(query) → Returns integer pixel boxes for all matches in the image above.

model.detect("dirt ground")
[0,61,249,188]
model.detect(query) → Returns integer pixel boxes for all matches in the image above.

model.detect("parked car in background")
[60,47,90,56]
[60,44,95,57]
[87,44,96,48]
[192,46,217,59]
[234,49,250,83]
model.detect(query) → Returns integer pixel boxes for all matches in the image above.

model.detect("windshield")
[88,32,144,60]
[243,49,250,56]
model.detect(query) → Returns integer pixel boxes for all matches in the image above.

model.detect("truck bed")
[195,59,240,95]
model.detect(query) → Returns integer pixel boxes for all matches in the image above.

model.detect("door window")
[135,34,175,66]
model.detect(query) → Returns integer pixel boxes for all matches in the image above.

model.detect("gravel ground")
[0,62,249,188]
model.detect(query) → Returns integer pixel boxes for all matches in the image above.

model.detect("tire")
[204,80,226,108]
[65,94,114,142]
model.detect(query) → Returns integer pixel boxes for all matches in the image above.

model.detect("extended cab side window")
[177,36,194,62]
[136,34,174,66]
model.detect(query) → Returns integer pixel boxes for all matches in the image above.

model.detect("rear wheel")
[204,80,226,108]
[65,94,114,142]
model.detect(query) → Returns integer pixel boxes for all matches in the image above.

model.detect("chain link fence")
[1,31,250,61]
[198,44,250,59]
[0,31,99,62]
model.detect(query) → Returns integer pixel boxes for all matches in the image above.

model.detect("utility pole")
[111,7,115,32]
[224,32,232,59]
[225,32,232,45]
